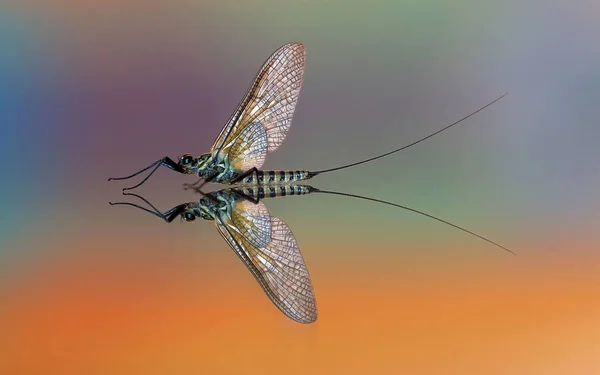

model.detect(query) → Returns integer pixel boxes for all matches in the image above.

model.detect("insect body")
[108,42,508,191]
[191,152,310,185]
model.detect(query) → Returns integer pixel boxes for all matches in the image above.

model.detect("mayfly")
[111,186,317,323]
[110,183,514,323]
[108,42,508,192]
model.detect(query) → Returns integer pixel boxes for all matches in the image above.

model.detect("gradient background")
[2,0,600,374]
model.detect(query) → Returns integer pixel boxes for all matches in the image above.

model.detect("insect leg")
[183,172,220,192]
[231,188,260,204]
[108,157,184,191]
[198,173,219,188]
[230,167,260,184]
[109,192,186,222]
[182,178,204,190]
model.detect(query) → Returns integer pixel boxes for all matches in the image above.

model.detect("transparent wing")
[227,121,268,171]
[230,197,271,249]
[211,42,306,169]
[215,208,317,323]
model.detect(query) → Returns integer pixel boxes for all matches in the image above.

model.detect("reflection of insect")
[108,42,508,191]
[110,184,514,323]
[111,186,318,323]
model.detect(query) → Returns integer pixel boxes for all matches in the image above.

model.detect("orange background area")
[2,237,599,374]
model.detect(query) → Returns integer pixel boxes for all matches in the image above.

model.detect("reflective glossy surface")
[2,1,600,374]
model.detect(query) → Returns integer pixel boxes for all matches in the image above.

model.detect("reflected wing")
[230,197,271,249]
[215,208,317,323]
[211,42,306,170]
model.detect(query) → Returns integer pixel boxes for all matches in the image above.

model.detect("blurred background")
[1,0,599,374]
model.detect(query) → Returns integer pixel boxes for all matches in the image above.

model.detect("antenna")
[309,93,508,177]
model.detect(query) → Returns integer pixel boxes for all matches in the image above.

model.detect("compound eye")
[183,212,196,222]
[181,154,194,165]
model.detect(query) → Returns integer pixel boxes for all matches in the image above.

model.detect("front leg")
[109,192,186,222]
[230,167,260,185]
[109,156,184,191]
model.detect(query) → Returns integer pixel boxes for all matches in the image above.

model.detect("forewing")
[215,214,317,323]
[212,42,306,159]
[227,121,268,171]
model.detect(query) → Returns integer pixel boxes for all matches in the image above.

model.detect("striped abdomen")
[244,170,311,185]
[240,184,312,200]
